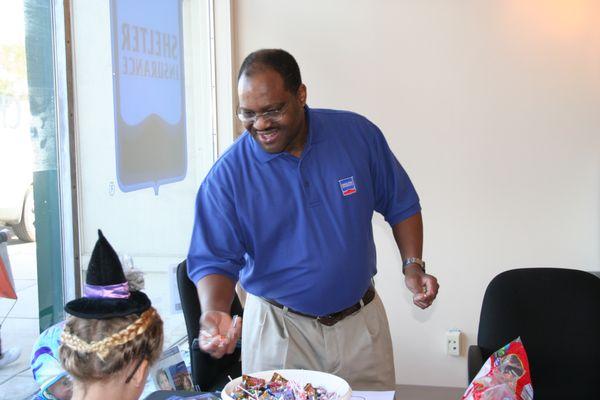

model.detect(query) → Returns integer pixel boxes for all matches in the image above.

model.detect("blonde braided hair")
[61,308,158,360]
[59,306,163,383]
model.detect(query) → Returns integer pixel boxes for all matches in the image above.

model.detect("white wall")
[232,0,600,387]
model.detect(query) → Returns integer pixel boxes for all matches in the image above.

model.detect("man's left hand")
[404,265,439,309]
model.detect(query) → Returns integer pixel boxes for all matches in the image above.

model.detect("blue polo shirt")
[187,106,420,316]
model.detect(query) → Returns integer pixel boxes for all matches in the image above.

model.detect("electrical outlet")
[446,329,461,356]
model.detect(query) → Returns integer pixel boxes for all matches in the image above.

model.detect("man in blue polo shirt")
[187,49,439,390]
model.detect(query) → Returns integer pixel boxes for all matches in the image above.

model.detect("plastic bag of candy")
[462,337,533,400]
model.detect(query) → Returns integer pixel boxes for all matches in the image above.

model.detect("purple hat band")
[84,282,130,299]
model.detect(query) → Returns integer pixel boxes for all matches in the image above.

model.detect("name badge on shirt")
[338,176,357,196]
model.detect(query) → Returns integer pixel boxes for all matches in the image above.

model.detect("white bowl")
[221,369,352,400]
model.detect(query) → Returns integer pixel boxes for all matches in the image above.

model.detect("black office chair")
[468,268,600,399]
[176,260,243,391]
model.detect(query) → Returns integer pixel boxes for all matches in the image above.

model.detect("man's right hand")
[198,310,242,359]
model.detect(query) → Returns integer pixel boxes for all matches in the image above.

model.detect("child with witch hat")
[59,230,164,400]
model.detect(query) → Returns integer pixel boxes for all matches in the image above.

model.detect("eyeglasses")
[237,102,289,124]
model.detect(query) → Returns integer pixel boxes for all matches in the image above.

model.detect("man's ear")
[131,359,149,387]
[297,84,307,106]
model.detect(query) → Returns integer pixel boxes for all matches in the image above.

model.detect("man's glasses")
[237,102,289,124]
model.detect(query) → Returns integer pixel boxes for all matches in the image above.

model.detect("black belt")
[264,285,376,326]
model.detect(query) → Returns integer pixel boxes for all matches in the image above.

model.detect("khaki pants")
[241,292,396,390]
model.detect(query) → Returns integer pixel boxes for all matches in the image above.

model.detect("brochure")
[151,345,193,391]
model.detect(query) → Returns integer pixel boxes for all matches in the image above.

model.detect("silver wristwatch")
[402,257,426,274]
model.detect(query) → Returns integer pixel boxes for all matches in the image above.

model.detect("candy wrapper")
[462,337,533,400]
[232,373,337,400]
[243,374,267,390]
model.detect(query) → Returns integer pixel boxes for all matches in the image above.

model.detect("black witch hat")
[64,230,151,319]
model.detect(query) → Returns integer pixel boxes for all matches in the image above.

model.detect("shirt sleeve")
[367,120,421,226]
[187,174,246,285]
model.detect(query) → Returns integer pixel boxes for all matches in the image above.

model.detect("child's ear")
[132,359,149,387]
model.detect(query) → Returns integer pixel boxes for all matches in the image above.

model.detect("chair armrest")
[468,345,484,383]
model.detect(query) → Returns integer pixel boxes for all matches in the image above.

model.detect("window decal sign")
[110,0,187,194]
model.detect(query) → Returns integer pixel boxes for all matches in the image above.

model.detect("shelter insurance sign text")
[110,0,187,194]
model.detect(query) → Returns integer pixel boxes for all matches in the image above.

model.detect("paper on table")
[351,391,395,400]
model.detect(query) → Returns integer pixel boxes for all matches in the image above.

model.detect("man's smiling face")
[238,67,307,157]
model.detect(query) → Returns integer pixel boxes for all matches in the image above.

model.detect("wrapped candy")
[243,375,267,390]
[271,372,289,384]
[233,373,338,400]
[304,383,316,400]
[462,337,533,400]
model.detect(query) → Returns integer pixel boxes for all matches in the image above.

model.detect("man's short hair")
[238,49,302,93]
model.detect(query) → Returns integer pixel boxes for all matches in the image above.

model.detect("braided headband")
[61,308,157,361]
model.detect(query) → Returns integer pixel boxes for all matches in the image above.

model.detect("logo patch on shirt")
[338,176,357,196]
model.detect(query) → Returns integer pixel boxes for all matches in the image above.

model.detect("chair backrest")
[176,260,243,391]
[477,268,600,399]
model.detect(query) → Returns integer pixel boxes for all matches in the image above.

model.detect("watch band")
[402,257,426,274]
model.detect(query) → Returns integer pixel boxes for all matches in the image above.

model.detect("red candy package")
[462,337,533,400]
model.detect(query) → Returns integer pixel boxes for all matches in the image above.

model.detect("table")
[145,385,465,400]
[144,391,218,400]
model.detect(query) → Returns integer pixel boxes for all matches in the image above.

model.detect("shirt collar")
[250,105,322,164]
